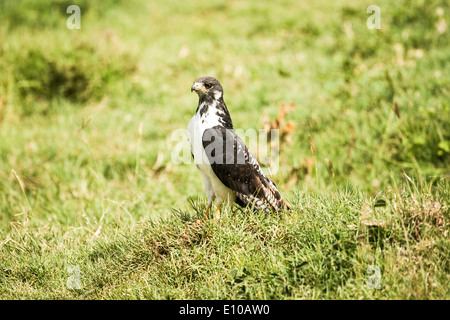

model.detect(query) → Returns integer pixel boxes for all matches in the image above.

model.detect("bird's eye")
[204,83,212,89]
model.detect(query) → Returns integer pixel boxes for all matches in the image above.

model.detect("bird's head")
[191,76,223,101]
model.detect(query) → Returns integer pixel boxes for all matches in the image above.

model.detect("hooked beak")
[191,82,203,93]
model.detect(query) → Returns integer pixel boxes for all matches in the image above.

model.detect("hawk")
[187,76,290,220]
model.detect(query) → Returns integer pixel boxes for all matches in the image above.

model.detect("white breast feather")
[187,101,236,203]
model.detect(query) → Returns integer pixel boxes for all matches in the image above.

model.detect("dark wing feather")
[202,126,287,212]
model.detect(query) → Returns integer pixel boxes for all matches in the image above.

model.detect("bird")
[187,76,290,220]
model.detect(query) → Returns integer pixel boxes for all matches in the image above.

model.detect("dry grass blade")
[308,135,316,156]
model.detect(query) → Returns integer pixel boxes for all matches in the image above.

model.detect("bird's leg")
[194,203,211,225]
[215,201,222,220]
[203,203,211,220]
[201,193,215,221]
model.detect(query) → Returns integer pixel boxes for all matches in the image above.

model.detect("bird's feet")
[192,203,221,224]
[214,203,222,221]
[192,204,211,225]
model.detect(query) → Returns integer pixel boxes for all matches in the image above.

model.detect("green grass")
[0,0,449,299]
